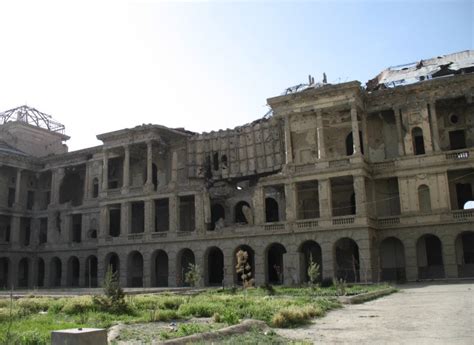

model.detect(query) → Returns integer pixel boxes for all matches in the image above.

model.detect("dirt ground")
[276,282,474,345]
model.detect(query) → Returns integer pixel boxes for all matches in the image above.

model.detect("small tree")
[307,254,320,288]
[184,263,201,287]
[93,265,127,313]
[235,250,254,288]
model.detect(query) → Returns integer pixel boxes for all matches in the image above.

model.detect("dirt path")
[276,282,474,344]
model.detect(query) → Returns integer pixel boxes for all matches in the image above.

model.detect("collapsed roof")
[0,105,66,134]
[366,50,474,91]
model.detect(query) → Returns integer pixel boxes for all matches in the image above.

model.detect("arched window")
[265,198,279,222]
[235,201,251,224]
[412,127,425,155]
[210,204,225,230]
[418,185,431,213]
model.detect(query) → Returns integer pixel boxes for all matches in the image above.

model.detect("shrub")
[333,278,347,296]
[184,263,201,287]
[17,298,51,315]
[61,297,94,315]
[178,301,219,317]
[93,266,129,313]
[261,284,276,296]
[307,254,320,288]
[271,305,320,328]
[222,309,239,325]
[160,296,185,310]
[0,307,18,322]
[235,250,254,288]
[212,312,221,323]
[320,277,333,288]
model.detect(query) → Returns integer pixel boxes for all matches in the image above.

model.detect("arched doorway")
[177,248,195,286]
[67,256,80,287]
[266,243,286,285]
[105,252,120,276]
[379,237,406,281]
[85,256,98,288]
[234,245,255,285]
[235,201,251,224]
[0,258,9,288]
[265,198,279,222]
[127,251,144,287]
[334,238,360,282]
[206,247,224,286]
[151,250,168,287]
[37,258,45,287]
[210,204,225,230]
[417,234,444,279]
[50,257,62,287]
[18,258,29,288]
[455,231,474,278]
[299,241,322,283]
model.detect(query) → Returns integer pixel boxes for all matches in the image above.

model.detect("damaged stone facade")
[1,51,474,289]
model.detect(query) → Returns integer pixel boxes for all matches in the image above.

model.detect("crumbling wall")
[0,166,16,208]
[290,113,318,164]
[374,178,401,216]
[324,110,352,159]
[187,117,284,180]
[435,97,474,151]
[367,110,399,161]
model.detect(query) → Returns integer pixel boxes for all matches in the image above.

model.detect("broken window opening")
[297,181,320,220]
[213,152,219,171]
[412,127,425,155]
[345,131,364,156]
[210,203,225,230]
[456,183,473,209]
[234,201,251,224]
[206,247,224,286]
[179,195,195,232]
[265,197,279,222]
[108,157,123,189]
[20,218,31,247]
[0,216,11,243]
[155,198,169,232]
[59,167,85,206]
[71,214,82,243]
[331,176,355,217]
[26,191,34,210]
[449,130,467,150]
[7,188,15,208]
[109,206,121,237]
[39,218,47,244]
[131,202,145,233]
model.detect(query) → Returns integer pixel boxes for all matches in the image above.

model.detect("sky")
[0,0,472,151]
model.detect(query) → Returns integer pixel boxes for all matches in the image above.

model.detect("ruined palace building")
[0,50,473,289]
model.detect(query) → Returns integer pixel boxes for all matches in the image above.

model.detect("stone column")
[145,141,153,192]
[121,202,131,235]
[43,258,51,288]
[143,252,151,287]
[79,257,86,287]
[169,195,178,232]
[316,111,326,159]
[254,251,265,286]
[28,258,37,289]
[223,250,234,287]
[350,105,362,155]
[171,150,178,186]
[144,200,155,233]
[10,216,21,246]
[319,179,332,218]
[284,183,297,222]
[99,207,109,239]
[394,108,406,156]
[203,191,211,225]
[60,258,68,287]
[168,249,177,287]
[51,168,64,205]
[321,241,334,280]
[404,240,418,281]
[83,162,90,200]
[195,193,205,233]
[354,175,367,216]
[122,145,130,194]
[442,234,458,279]
[252,187,265,224]
[102,150,108,193]
[360,111,369,157]
[284,116,293,164]
[428,102,441,151]
[14,168,22,208]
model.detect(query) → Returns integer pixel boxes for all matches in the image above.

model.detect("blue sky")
[0,0,472,150]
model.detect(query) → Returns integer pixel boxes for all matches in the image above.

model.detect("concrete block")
[51,328,107,345]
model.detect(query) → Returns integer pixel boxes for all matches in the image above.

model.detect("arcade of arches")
[2,230,472,289]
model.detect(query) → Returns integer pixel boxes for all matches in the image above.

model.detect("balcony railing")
[296,219,319,229]
[332,216,355,225]
[264,223,285,231]
[452,209,474,220]
[445,150,470,160]
[377,217,401,226]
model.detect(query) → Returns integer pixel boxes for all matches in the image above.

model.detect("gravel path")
[276,282,474,345]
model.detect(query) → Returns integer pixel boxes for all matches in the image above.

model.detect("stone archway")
[67,256,80,287]
[455,231,474,278]
[334,238,360,282]
[417,234,445,279]
[127,251,144,287]
[151,250,169,287]
[299,240,322,283]
[266,243,286,285]
[379,237,406,282]
[205,247,224,286]
[177,248,195,287]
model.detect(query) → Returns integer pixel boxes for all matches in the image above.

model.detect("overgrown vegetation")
[306,254,320,289]
[92,266,129,313]
[235,250,254,288]
[184,263,201,287]
[0,284,391,344]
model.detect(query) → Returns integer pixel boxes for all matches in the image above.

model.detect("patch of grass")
[160,322,223,340]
